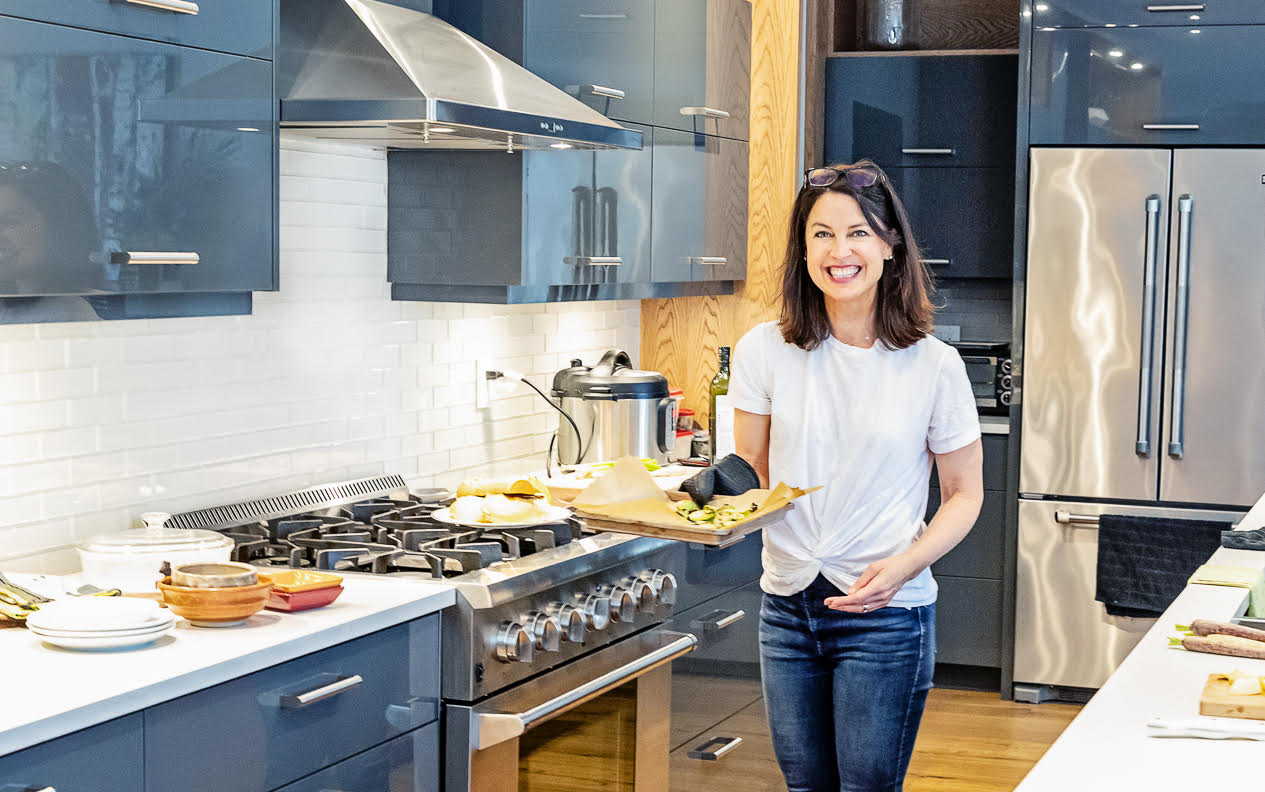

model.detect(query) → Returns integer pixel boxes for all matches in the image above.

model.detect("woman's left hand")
[823,553,925,613]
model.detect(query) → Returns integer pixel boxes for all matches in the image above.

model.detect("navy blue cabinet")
[274,723,440,792]
[1030,25,1265,146]
[1033,0,1265,28]
[885,166,1014,279]
[651,128,748,283]
[0,714,144,792]
[824,54,1017,168]
[0,0,274,58]
[652,0,751,141]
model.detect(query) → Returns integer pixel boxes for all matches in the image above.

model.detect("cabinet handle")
[901,148,956,156]
[690,608,745,635]
[688,736,744,760]
[579,13,628,20]
[1146,4,1205,11]
[922,258,952,266]
[120,0,200,14]
[1142,124,1200,131]
[1054,511,1099,527]
[680,107,731,119]
[1136,195,1161,457]
[690,256,729,267]
[564,256,622,266]
[111,251,200,266]
[581,84,626,100]
[280,674,363,708]
[1168,195,1193,459]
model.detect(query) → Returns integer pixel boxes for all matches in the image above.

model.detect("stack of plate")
[26,596,175,650]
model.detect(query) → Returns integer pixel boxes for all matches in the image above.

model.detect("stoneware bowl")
[156,577,273,627]
[170,561,259,589]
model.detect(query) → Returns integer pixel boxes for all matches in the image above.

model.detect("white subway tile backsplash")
[0,141,640,564]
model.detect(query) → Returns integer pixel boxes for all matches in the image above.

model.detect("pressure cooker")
[551,349,676,465]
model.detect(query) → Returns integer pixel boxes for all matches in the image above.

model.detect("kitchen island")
[0,576,454,757]
[1017,546,1265,790]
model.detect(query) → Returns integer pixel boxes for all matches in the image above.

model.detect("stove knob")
[524,611,562,653]
[640,569,678,606]
[599,584,637,623]
[546,602,587,643]
[494,621,534,664]
[621,576,657,612]
[573,593,610,631]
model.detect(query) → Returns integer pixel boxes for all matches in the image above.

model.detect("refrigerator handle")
[1168,194,1194,459]
[1136,195,1162,457]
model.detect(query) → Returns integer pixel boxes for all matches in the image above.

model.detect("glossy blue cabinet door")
[651,129,748,283]
[884,167,1014,280]
[1034,0,1265,28]
[1030,26,1265,145]
[653,0,751,141]
[0,17,275,297]
[523,122,653,286]
[274,724,439,792]
[823,54,1017,168]
[0,714,143,792]
[0,0,274,59]
[523,0,655,124]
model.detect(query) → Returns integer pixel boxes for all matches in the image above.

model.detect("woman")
[727,160,984,791]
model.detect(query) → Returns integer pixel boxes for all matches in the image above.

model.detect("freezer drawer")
[1014,499,1242,690]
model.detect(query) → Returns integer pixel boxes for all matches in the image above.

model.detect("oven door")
[444,629,697,792]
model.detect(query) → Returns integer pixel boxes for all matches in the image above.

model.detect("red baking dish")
[265,585,344,612]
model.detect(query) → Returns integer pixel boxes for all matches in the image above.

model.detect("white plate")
[432,504,574,529]
[25,597,166,633]
[34,621,174,651]
[28,612,176,638]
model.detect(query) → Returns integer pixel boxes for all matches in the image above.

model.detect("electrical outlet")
[475,359,491,409]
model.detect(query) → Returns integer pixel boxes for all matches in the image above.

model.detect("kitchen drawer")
[651,129,748,283]
[274,723,439,792]
[1030,26,1265,145]
[824,54,1017,168]
[672,578,763,674]
[927,488,1005,580]
[885,167,1014,279]
[144,617,440,792]
[0,18,275,298]
[653,0,751,141]
[0,714,143,792]
[1034,0,1265,28]
[930,433,1007,491]
[672,533,763,613]
[0,0,274,59]
[934,575,1003,667]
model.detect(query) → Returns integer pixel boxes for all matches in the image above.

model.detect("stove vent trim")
[166,474,412,532]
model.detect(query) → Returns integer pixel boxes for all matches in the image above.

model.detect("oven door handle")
[472,631,698,750]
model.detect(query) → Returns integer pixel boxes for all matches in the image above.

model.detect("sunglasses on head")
[803,165,880,190]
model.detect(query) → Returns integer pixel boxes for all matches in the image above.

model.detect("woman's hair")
[778,159,934,351]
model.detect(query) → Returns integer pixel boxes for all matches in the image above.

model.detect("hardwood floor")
[670,680,1082,792]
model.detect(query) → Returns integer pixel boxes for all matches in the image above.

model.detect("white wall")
[0,139,640,567]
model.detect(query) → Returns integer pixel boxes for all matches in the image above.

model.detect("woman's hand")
[823,553,925,613]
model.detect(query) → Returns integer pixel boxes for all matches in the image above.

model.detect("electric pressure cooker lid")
[551,349,669,400]
[78,512,233,555]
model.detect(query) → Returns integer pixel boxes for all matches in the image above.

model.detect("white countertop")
[0,577,455,757]
[1017,546,1265,790]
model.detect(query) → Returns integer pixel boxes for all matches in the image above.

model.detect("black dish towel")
[1094,514,1228,618]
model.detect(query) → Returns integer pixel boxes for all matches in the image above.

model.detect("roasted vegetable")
[674,500,759,527]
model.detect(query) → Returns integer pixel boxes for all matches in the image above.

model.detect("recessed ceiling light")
[1108,50,1123,58]
[1190,14,1200,20]
[1130,62,1144,70]
[428,127,455,133]
[550,142,574,150]
[1189,28,1201,34]
[1105,23,1117,27]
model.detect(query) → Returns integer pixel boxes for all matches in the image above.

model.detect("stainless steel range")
[167,474,695,792]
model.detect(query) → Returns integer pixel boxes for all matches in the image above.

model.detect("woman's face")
[803,191,892,310]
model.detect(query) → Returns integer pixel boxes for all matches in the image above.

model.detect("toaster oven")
[949,341,1012,415]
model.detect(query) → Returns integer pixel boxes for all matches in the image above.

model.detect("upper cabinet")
[1032,0,1265,28]
[0,3,277,322]
[652,0,751,140]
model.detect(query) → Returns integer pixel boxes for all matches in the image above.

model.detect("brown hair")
[777,159,934,351]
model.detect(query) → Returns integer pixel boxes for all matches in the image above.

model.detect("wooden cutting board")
[1199,674,1265,720]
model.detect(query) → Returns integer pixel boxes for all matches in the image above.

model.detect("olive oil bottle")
[709,346,733,461]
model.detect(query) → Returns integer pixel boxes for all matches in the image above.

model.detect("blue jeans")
[759,574,936,792]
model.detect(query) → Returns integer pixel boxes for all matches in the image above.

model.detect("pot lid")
[551,349,669,400]
[78,512,233,555]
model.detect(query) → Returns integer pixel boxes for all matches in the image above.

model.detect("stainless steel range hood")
[278,0,643,151]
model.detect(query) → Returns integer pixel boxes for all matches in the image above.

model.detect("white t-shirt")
[729,321,980,606]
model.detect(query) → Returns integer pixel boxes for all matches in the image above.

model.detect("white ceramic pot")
[76,512,235,593]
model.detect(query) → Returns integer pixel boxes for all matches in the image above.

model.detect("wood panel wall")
[640,0,801,423]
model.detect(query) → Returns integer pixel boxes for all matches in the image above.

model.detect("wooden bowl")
[156,577,273,627]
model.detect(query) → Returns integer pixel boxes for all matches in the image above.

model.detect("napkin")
[1188,564,1265,618]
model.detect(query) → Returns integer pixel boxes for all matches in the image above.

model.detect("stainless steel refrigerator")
[1014,148,1262,695]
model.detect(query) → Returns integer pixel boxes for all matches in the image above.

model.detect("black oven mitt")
[680,454,760,507]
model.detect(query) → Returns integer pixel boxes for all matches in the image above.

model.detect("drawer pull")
[688,736,744,760]
[680,106,731,119]
[1054,511,1099,527]
[690,256,729,267]
[565,256,623,266]
[280,674,364,708]
[690,608,745,635]
[581,84,626,100]
[579,13,629,20]
[922,258,952,266]
[901,148,956,156]
[111,251,200,266]
[121,0,200,14]
[1146,4,1205,11]
[1142,124,1200,131]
